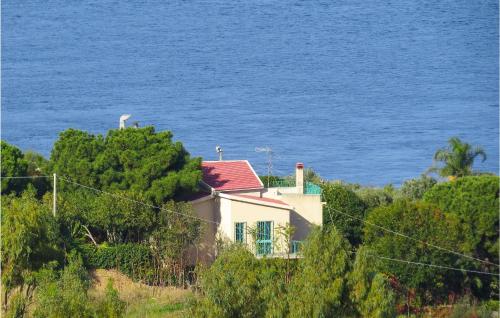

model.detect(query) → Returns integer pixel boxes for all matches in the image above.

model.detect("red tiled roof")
[232,194,290,207]
[201,160,263,191]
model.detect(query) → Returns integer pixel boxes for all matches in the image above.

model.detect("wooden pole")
[53,173,57,217]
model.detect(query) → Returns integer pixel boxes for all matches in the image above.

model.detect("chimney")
[296,162,304,194]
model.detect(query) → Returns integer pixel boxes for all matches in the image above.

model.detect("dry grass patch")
[89,269,192,318]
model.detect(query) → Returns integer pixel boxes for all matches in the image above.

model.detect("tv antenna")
[216,145,223,161]
[255,146,273,187]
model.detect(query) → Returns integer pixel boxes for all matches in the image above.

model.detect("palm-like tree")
[429,137,486,178]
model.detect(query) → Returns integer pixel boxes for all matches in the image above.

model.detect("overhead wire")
[10,174,496,275]
[58,176,220,226]
[325,206,499,268]
[0,175,52,179]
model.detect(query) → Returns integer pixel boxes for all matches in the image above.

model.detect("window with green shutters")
[235,222,246,243]
[256,221,273,255]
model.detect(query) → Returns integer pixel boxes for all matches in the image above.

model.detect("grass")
[89,269,192,318]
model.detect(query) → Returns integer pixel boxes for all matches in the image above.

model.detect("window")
[235,222,246,243]
[256,221,273,255]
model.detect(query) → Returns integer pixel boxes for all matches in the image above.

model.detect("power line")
[345,250,498,276]
[58,176,221,226]
[368,253,499,277]
[326,206,499,268]
[0,175,51,179]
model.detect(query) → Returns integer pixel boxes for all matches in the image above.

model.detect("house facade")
[189,160,323,264]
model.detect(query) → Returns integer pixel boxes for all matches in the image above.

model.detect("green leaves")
[430,137,487,178]
[288,227,352,317]
[1,141,29,195]
[424,176,499,298]
[1,190,63,293]
[322,183,367,246]
[363,200,464,301]
[50,127,202,204]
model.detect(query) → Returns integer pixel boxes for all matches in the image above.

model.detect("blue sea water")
[2,0,498,186]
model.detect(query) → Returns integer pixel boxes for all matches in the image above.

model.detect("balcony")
[267,180,322,195]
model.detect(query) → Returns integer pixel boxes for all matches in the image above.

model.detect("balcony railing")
[269,179,296,188]
[268,180,321,195]
[305,182,322,195]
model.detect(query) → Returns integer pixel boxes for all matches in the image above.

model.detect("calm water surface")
[2,0,498,185]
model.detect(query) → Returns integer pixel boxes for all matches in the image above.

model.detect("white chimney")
[296,162,304,194]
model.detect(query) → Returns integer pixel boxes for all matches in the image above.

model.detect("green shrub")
[34,253,94,318]
[322,183,366,246]
[95,279,126,318]
[192,245,264,318]
[80,243,153,283]
[424,176,499,298]
[363,200,463,302]
[400,175,437,201]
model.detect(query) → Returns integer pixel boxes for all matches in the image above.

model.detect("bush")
[400,175,437,201]
[355,187,394,211]
[192,245,264,317]
[363,200,463,303]
[80,243,153,283]
[424,176,499,298]
[95,279,126,318]
[322,183,366,246]
[34,253,94,318]
[287,227,352,317]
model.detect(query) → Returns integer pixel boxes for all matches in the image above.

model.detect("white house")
[189,160,323,264]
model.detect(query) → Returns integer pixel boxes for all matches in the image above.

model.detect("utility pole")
[53,173,57,217]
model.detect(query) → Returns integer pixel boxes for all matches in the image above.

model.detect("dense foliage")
[363,200,464,303]
[399,175,437,201]
[1,141,30,195]
[193,228,396,317]
[321,183,366,246]
[424,176,499,298]
[81,243,153,282]
[2,135,498,317]
[50,127,202,204]
[1,190,63,299]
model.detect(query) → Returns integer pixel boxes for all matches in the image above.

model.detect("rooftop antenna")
[216,145,223,161]
[255,146,273,187]
[119,114,131,129]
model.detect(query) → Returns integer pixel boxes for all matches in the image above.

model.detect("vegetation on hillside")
[1,134,498,317]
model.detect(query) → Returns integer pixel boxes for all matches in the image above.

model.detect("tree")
[423,176,499,298]
[429,137,486,178]
[355,187,394,211]
[400,175,437,201]
[1,141,29,195]
[33,253,94,318]
[24,150,52,196]
[192,245,264,317]
[91,191,155,244]
[1,190,63,309]
[50,127,202,204]
[287,227,352,317]
[149,201,202,286]
[322,183,366,246]
[349,246,396,318]
[363,200,464,303]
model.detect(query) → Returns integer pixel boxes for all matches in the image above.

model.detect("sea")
[2,0,498,186]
